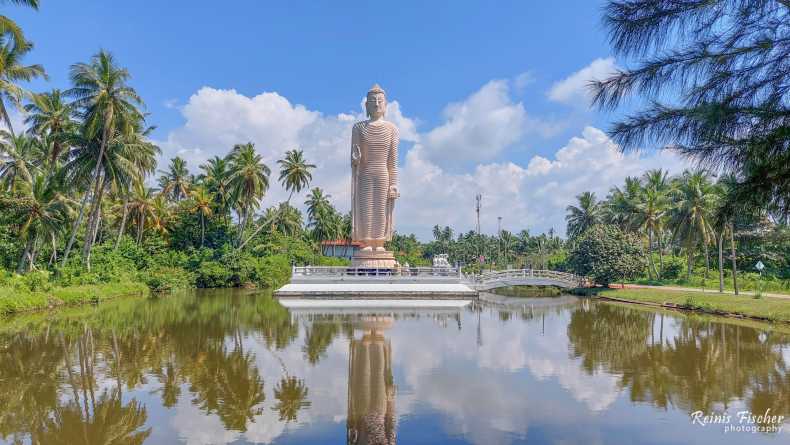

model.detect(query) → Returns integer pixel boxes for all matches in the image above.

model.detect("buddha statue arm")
[351,124,362,167]
[388,126,399,198]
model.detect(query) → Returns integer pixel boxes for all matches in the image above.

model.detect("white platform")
[279,299,472,309]
[274,282,477,299]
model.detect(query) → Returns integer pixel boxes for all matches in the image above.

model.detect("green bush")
[568,225,645,286]
[661,256,685,280]
[251,254,291,289]
[22,270,52,292]
[194,260,232,288]
[57,244,139,286]
[142,266,195,292]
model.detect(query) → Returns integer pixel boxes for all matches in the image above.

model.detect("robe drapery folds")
[351,120,399,242]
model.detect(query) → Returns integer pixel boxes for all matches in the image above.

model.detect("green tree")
[568,224,645,286]
[24,89,75,169]
[63,51,145,270]
[277,148,315,203]
[0,29,45,142]
[0,131,41,193]
[158,156,191,202]
[565,191,602,239]
[0,0,40,50]
[189,186,213,247]
[592,0,790,221]
[199,155,231,217]
[228,142,270,244]
[670,170,719,280]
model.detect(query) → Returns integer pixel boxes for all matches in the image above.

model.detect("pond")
[0,289,788,444]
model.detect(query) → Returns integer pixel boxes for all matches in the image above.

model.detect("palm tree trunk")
[686,245,693,281]
[29,236,39,271]
[17,235,34,273]
[200,213,205,247]
[115,198,129,249]
[83,175,106,271]
[61,189,93,268]
[703,237,710,279]
[717,232,724,293]
[137,213,144,245]
[81,117,112,270]
[729,222,738,295]
[646,231,657,280]
[657,232,664,280]
[49,233,58,266]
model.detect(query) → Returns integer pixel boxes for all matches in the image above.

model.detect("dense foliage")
[594,0,790,229]
[565,168,790,291]
[568,224,644,285]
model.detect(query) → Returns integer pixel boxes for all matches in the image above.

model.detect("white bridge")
[465,269,583,291]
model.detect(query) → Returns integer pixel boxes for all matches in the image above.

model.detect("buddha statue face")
[365,86,387,120]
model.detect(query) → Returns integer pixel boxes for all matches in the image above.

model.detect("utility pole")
[475,194,482,270]
[497,216,502,269]
[475,194,482,235]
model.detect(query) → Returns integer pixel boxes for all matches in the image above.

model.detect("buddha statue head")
[365,84,387,120]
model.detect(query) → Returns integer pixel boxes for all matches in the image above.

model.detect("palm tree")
[199,155,231,216]
[190,186,213,247]
[0,131,41,193]
[0,0,40,50]
[565,191,602,239]
[670,170,719,280]
[605,176,641,232]
[10,172,72,272]
[305,187,330,224]
[158,156,191,202]
[24,89,75,168]
[228,143,270,243]
[0,32,45,142]
[127,182,155,245]
[64,50,145,270]
[634,169,670,279]
[277,148,315,203]
[262,202,303,237]
[304,187,339,243]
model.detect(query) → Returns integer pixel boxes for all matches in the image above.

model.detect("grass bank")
[0,281,149,316]
[595,287,790,323]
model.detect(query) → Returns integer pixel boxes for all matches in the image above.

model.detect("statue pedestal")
[351,249,398,269]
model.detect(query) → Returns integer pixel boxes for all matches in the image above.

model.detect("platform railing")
[292,265,462,278]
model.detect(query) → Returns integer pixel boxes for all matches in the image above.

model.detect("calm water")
[0,289,788,445]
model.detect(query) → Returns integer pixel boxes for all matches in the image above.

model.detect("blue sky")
[13,1,686,239]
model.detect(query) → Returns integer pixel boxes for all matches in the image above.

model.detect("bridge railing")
[468,269,583,287]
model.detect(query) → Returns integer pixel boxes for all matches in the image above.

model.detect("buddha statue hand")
[388,185,399,199]
[351,144,362,165]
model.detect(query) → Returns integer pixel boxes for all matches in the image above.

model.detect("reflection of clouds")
[383,308,623,445]
[172,396,240,445]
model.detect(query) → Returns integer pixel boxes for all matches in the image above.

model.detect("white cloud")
[419,79,560,166]
[400,126,687,237]
[157,80,688,240]
[548,57,618,106]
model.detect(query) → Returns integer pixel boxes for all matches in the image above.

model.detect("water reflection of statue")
[347,317,396,445]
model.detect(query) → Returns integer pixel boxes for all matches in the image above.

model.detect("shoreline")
[0,282,150,317]
[593,287,790,324]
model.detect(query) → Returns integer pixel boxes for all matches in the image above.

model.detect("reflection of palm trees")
[567,303,790,419]
[34,331,152,445]
[273,376,311,422]
[348,319,396,445]
[37,390,150,445]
